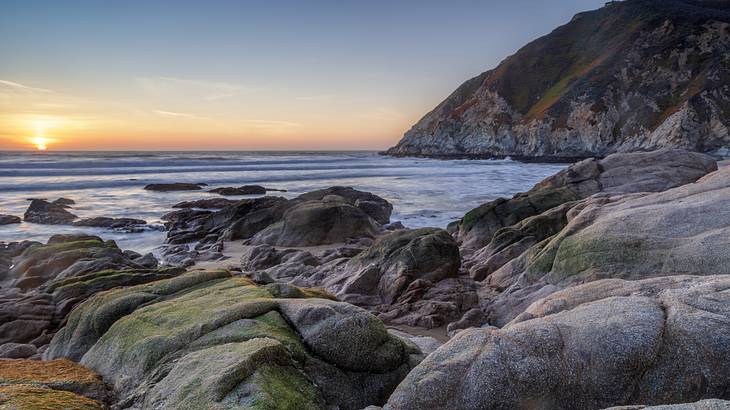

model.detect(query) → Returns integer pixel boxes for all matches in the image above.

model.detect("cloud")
[138,76,262,101]
[153,110,210,120]
[0,80,54,95]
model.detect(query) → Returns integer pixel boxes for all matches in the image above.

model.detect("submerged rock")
[23,199,78,225]
[209,185,268,195]
[172,198,241,209]
[72,216,148,231]
[144,182,206,191]
[0,215,21,225]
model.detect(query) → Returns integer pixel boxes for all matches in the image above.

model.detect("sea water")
[0,151,566,254]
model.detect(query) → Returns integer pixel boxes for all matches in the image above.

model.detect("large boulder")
[296,186,393,224]
[0,359,108,403]
[455,149,716,250]
[46,270,422,409]
[384,275,730,409]
[483,165,730,326]
[23,199,78,225]
[250,201,382,247]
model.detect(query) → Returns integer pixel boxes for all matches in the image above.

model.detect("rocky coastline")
[1,148,729,409]
[384,0,730,161]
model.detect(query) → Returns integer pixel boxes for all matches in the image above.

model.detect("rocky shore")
[1,148,730,409]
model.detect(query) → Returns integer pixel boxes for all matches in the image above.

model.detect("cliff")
[386,0,730,160]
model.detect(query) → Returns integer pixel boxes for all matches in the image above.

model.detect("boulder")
[46,270,421,409]
[297,186,393,224]
[0,215,20,225]
[385,275,730,409]
[484,165,730,326]
[327,228,461,305]
[455,150,716,250]
[23,199,78,225]
[251,201,382,247]
[144,182,206,191]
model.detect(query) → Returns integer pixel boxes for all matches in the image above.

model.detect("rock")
[165,196,290,246]
[605,399,730,409]
[162,187,392,264]
[328,228,461,305]
[72,217,147,231]
[384,275,730,409]
[209,185,267,195]
[46,270,421,409]
[385,0,730,160]
[251,200,382,247]
[388,329,443,355]
[143,182,206,191]
[455,149,716,250]
[52,198,75,207]
[0,358,108,403]
[0,343,37,359]
[172,198,240,209]
[484,165,730,326]
[23,199,77,225]
[297,186,393,224]
[445,308,486,337]
[0,235,176,358]
[245,228,474,329]
[0,215,21,225]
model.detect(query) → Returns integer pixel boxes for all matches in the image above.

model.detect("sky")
[0,0,607,151]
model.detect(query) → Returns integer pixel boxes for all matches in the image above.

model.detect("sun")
[30,137,49,151]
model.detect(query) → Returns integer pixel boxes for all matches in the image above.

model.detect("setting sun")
[30,137,49,151]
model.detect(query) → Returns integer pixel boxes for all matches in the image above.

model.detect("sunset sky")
[0,0,606,151]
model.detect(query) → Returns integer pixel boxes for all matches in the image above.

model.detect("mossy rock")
[0,385,103,410]
[47,270,418,409]
[143,338,324,410]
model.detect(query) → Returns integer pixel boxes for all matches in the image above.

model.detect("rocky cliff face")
[386,0,730,159]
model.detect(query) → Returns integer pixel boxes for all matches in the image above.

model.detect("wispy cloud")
[153,110,210,120]
[0,80,54,95]
[137,76,262,101]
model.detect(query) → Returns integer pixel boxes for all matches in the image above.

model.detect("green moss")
[24,240,108,258]
[247,364,323,410]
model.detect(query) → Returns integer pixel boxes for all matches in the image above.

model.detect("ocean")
[0,151,567,255]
